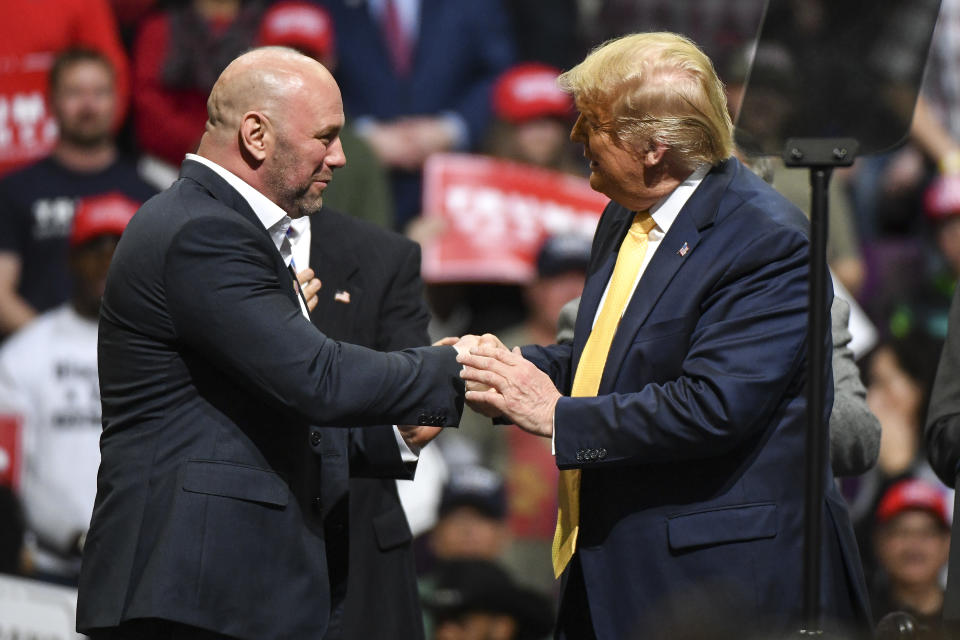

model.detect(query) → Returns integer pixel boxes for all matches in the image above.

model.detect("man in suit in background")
[290,207,434,639]
[76,47,472,640]
[460,33,871,639]
[926,284,960,633]
[324,0,514,229]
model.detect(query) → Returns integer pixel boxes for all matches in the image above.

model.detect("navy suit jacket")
[522,158,871,638]
[76,161,463,639]
[324,0,514,226]
[307,209,429,639]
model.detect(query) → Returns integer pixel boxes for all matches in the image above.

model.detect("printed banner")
[421,154,607,283]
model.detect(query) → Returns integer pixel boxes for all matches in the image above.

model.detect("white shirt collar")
[646,163,710,238]
[185,153,293,263]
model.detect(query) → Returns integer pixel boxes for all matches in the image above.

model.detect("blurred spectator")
[324,0,515,230]
[0,0,130,176]
[0,486,26,576]
[429,465,509,563]
[439,235,590,597]
[132,0,266,185]
[422,559,554,640]
[852,329,947,585]
[870,478,950,638]
[0,195,135,583]
[257,0,394,228]
[0,48,156,337]
[485,63,582,177]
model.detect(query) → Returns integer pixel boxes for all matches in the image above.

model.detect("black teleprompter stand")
[783,137,858,638]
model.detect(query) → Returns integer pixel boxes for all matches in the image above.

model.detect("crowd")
[0,1,959,639]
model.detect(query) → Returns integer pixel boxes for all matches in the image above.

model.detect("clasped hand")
[455,335,560,439]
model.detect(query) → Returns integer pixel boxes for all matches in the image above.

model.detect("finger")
[433,336,460,347]
[296,268,315,285]
[465,389,507,417]
[460,366,507,392]
[468,344,522,367]
[302,278,322,297]
[478,333,506,349]
[457,352,515,379]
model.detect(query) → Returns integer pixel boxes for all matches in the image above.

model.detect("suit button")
[417,413,429,426]
[310,431,322,446]
[598,448,607,459]
[576,450,584,462]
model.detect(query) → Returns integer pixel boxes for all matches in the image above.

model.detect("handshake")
[440,334,560,439]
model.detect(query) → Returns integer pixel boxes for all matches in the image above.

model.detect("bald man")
[75,48,472,640]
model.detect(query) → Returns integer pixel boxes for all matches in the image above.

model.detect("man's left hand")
[457,345,560,438]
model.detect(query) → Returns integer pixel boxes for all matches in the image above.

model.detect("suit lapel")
[571,205,635,375]
[180,160,300,309]
[598,210,703,392]
[309,213,361,337]
[569,160,740,392]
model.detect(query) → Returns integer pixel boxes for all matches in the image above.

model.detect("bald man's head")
[206,47,334,137]
[196,46,347,218]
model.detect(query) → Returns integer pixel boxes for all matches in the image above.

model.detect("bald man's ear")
[239,111,269,163]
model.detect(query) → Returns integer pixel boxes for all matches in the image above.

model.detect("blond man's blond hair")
[559,32,734,171]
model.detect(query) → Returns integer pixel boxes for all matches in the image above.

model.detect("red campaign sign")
[0,414,22,489]
[421,153,608,283]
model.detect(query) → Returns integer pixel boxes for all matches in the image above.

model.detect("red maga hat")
[70,192,138,247]
[257,1,335,64]
[492,63,573,124]
[875,477,950,528]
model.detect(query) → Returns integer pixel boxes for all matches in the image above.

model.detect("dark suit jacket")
[325,0,514,225]
[76,160,463,639]
[522,158,871,638]
[307,209,428,640]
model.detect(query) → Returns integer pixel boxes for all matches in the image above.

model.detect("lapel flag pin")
[677,242,689,257]
[334,290,351,304]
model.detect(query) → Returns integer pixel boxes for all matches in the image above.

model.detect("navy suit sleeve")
[349,239,433,479]
[522,343,574,393]
[164,217,463,428]
[553,226,811,468]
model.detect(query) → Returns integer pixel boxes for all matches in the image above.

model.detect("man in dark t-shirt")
[0,48,155,337]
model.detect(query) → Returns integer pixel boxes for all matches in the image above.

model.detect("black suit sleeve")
[164,216,463,428]
[349,239,433,478]
[927,285,960,487]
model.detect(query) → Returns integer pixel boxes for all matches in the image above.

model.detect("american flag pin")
[334,290,351,304]
[677,242,689,257]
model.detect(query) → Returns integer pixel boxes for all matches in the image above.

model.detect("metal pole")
[802,166,832,631]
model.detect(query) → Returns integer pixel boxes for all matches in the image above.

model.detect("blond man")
[459,33,872,639]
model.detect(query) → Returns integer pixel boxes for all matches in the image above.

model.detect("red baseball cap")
[257,1,335,65]
[924,174,960,222]
[875,478,950,528]
[70,192,138,247]
[492,63,573,124]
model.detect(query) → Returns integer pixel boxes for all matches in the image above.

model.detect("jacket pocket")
[372,503,412,551]
[182,459,289,508]
[667,503,777,551]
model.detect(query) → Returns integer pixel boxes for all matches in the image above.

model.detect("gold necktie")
[552,211,657,578]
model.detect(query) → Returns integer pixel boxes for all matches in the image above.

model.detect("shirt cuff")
[394,425,421,462]
[551,413,556,455]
